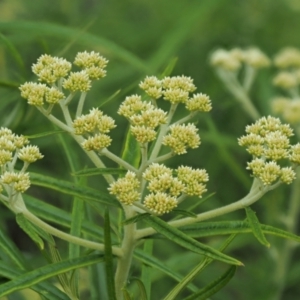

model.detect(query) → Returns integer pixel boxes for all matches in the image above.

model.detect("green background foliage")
[0,0,300,299]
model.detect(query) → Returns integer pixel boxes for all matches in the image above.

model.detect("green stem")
[149,103,178,160]
[22,208,123,257]
[114,207,137,300]
[76,92,87,117]
[135,178,279,239]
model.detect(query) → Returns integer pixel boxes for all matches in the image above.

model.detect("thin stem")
[100,148,138,173]
[149,152,174,164]
[149,103,178,160]
[216,69,260,121]
[114,207,137,300]
[23,208,123,257]
[172,112,197,126]
[135,178,279,240]
[59,103,74,127]
[76,92,87,117]
[243,65,256,93]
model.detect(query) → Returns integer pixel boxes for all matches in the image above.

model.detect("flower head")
[108,171,140,205]
[274,47,300,69]
[139,76,162,99]
[144,192,177,215]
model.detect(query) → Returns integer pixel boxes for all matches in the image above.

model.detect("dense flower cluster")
[0,128,43,194]
[20,51,108,107]
[238,116,300,185]
[109,163,209,215]
[271,47,300,124]
[73,108,116,151]
[210,47,270,71]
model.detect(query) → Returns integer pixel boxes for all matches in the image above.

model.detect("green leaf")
[29,172,120,207]
[24,195,107,242]
[123,213,150,225]
[122,288,132,300]
[121,129,140,169]
[72,168,127,177]
[16,214,44,250]
[0,33,25,74]
[172,209,197,218]
[245,207,270,247]
[163,234,237,300]
[0,254,104,298]
[0,21,152,73]
[134,248,198,293]
[0,80,20,89]
[0,261,70,300]
[25,130,65,139]
[179,220,300,243]
[143,216,242,266]
[98,89,121,108]
[0,229,27,269]
[141,240,153,300]
[184,265,236,300]
[131,278,148,300]
[104,209,117,300]
[159,57,178,78]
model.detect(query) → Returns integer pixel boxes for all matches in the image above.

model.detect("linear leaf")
[121,129,140,169]
[0,254,104,298]
[24,195,106,242]
[0,261,70,300]
[0,21,151,73]
[0,229,27,269]
[16,214,44,250]
[134,248,198,293]
[25,130,65,139]
[184,265,236,300]
[143,216,242,266]
[180,220,300,243]
[141,240,153,300]
[123,213,150,225]
[104,209,117,300]
[159,57,178,78]
[29,172,120,207]
[245,207,270,247]
[131,278,148,300]
[163,234,237,300]
[72,168,127,177]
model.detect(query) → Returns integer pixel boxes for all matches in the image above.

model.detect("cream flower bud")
[144,192,177,215]
[271,97,290,114]
[139,76,162,99]
[20,82,47,106]
[282,101,300,124]
[63,71,91,92]
[118,95,144,118]
[273,72,298,89]
[0,150,12,165]
[274,47,300,69]
[210,49,241,71]
[162,76,196,93]
[82,134,112,151]
[108,171,140,205]
[185,93,212,112]
[32,54,71,84]
[243,48,270,68]
[143,163,173,181]
[1,172,31,193]
[18,145,44,163]
[129,107,167,128]
[163,123,200,154]
[290,143,300,164]
[45,87,65,104]
[131,126,157,143]
[280,167,296,184]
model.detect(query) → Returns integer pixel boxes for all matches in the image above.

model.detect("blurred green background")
[1,0,300,299]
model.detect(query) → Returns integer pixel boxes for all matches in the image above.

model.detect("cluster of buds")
[238,116,300,185]
[0,128,43,194]
[210,47,270,72]
[73,108,116,151]
[109,163,209,215]
[271,47,300,125]
[119,75,211,153]
[19,51,108,107]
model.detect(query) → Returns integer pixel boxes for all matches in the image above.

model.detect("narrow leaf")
[123,213,150,225]
[144,216,242,266]
[29,172,120,207]
[180,221,300,243]
[141,240,153,300]
[0,261,70,300]
[121,129,140,168]
[122,288,132,300]
[172,210,197,218]
[159,57,178,78]
[184,265,236,300]
[16,214,44,250]
[245,207,270,247]
[72,168,127,177]
[134,248,198,293]
[104,209,117,300]
[131,278,148,300]
[0,254,104,298]
[25,130,65,139]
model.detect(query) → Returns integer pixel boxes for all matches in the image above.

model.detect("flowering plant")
[0,50,300,300]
